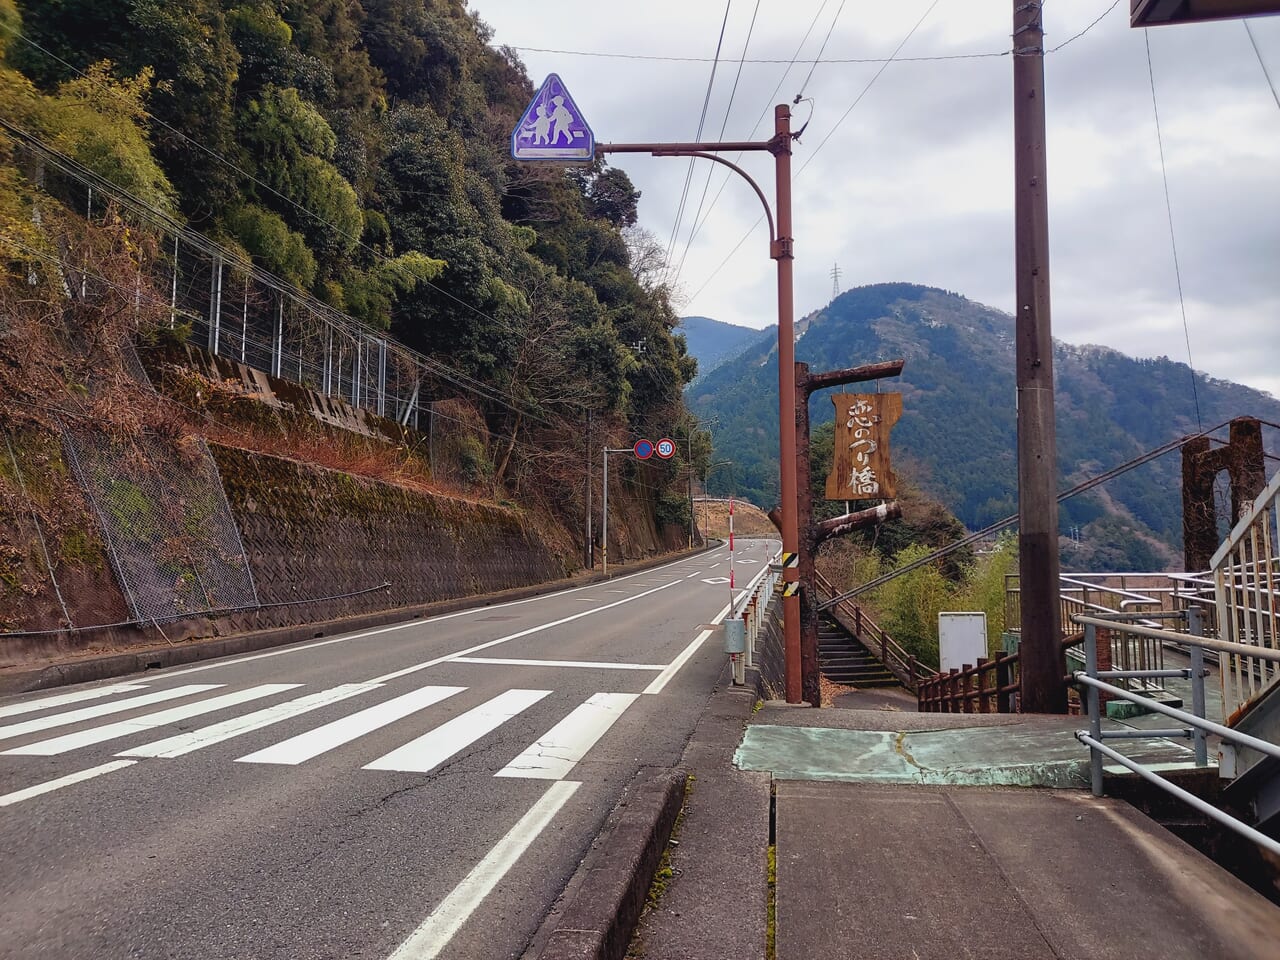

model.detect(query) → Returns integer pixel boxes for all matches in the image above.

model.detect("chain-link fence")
[61,428,258,624]
[4,124,501,432]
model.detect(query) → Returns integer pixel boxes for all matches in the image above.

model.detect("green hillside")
[1,0,702,505]
[687,283,1280,571]
[677,315,764,382]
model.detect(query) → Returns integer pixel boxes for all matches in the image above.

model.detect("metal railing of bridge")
[1073,611,1280,858]
[1211,467,1280,724]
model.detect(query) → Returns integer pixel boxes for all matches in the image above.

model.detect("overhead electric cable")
[672,0,763,285]
[794,0,847,100]
[661,0,735,281]
[1144,30,1202,430]
[797,0,942,175]
[1244,19,1280,114]
[510,46,1009,64]
[1047,0,1124,54]
[686,0,943,308]
[679,0,834,257]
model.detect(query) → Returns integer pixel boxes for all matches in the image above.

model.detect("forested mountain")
[688,283,1280,571]
[0,0,702,501]
[677,315,762,382]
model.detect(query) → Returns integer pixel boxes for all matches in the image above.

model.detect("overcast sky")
[473,1,1280,398]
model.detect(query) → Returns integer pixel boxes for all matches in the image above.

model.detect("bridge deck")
[776,779,1280,960]
[742,697,1280,960]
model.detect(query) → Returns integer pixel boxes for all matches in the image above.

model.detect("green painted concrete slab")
[735,721,1205,788]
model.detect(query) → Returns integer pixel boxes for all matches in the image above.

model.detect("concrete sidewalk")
[630,681,1280,960]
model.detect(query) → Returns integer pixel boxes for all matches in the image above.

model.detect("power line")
[1144,29,1202,430]
[794,0,847,101]
[672,0,763,286]
[677,0,834,260]
[797,0,942,176]
[1047,0,1124,55]
[511,46,1011,65]
[661,1,735,283]
[1244,19,1280,114]
[686,0,944,308]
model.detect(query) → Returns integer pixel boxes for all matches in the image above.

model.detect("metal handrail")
[1072,613,1280,859]
[814,570,927,690]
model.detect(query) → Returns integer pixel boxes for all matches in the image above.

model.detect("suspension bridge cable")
[819,419,1239,609]
[1144,29,1202,430]
[1244,19,1280,114]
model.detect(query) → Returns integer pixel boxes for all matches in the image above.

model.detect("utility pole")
[1013,0,1066,713]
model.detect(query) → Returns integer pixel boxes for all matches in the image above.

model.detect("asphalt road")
[0,538,778,960]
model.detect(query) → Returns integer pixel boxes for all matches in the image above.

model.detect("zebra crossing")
[0,678,642,806]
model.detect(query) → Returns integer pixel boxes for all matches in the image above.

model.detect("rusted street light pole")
[598,105,804,702]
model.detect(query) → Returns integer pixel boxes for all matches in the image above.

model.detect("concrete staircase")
[818,613,900,688]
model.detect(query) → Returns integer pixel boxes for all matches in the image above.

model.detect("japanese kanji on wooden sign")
[825,393,902,500]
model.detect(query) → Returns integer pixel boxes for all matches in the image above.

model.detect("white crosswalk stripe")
[120,683,383,759]
[0,685,223,743]
[365,688,551,774]
[0,680,645,798]
[3,685,301,756]
[236,685,465,766]
[495,692,639,780]
[0,684,149,719]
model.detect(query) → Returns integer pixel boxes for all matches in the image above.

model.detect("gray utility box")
[723,618,747,654]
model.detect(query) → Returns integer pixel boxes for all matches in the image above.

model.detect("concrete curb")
[534,767,688,960]
[0,545,715,696]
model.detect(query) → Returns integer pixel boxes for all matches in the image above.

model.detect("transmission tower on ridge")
[831,262,842,301]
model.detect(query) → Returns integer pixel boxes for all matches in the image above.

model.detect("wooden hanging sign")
[825,393,902,500]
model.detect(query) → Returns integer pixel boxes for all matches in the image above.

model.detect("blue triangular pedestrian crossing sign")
[511,74,595,162]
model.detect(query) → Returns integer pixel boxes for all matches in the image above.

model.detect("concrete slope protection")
[0,540,778,960]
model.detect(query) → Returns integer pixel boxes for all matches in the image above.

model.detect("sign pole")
[602,446,609,577]
[593,104,802,702]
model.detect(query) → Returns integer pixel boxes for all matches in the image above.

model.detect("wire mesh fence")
[3,125,508,433]
[60,427,258,624]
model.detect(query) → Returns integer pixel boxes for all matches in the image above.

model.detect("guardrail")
[814,570,929,692]
[1073,611,1280,859]
[727,548,783,684]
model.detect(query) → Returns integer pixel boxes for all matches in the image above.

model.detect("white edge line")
[367,579,683,684]
[644,559,775,696]
[450,657,666,671]
[152,549,720,680]
[386,780,581,960]
[0,759,136,807]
